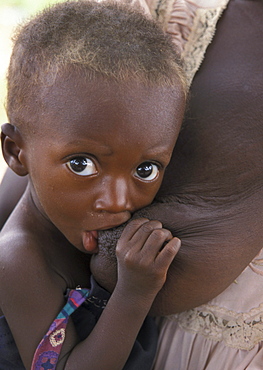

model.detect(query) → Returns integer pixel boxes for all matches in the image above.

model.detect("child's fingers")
[139,227,174,257]
[117,218,163,252]
[128,219,164,247]
[118,218,149,241]
[155,237,181,268]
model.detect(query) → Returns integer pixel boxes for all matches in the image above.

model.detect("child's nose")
[94,177,133,213]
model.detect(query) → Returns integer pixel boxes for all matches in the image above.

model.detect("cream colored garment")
[143,0,230,84]
[153,250,263,369]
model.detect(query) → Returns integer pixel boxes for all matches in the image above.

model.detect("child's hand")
[115,218,181,303]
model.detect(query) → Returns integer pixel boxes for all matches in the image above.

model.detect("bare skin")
[1,0,262,319]
[89,0,263,315]
[0,73,185,369]
[0,168,28,228]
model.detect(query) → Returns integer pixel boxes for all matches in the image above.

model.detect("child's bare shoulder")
[0,218,72,366]
[0,207,66,302]
[0,203,91,296]
[0,225,45,268]
[0,222,56,295]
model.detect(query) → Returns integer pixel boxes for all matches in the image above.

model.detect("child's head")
[6,0,187,129]
[2,0,187,252]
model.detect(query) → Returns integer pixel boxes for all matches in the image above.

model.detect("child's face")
[23,71,185,253]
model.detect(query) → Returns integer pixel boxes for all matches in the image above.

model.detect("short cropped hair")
[6,0,187,126]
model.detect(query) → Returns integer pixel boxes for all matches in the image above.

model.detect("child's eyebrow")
[139,144,174,163]
[60,141,172,164]
[63,140,114,156]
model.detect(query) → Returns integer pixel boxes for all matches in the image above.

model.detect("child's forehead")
[37,70,185,130]
[24,71,185,155]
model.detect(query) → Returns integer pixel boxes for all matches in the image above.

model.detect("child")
[0,1,187,369]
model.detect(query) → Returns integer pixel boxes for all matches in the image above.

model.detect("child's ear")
[1,123,28,176]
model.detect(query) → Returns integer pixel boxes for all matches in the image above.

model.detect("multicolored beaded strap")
[31,288,90,370]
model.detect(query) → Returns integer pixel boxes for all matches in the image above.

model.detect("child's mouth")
[82,231,98,253]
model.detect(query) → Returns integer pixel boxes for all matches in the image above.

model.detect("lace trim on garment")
[182,1,229,85]
[166,304,263,351]
[249,254,263,276]
[145,0,230,85]
[166,256,263,351]
[168,303,263,351]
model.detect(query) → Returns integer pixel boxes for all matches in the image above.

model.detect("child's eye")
[66,157,97,176]
[135,162,159,181]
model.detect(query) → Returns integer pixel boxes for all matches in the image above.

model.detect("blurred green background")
[0,0,64,179]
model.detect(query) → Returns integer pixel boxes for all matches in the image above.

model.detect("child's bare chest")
[43,239,92,290]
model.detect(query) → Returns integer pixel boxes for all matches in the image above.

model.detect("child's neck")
[3,185,92,290]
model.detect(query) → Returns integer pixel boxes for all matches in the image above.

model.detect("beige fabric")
[153,249,263,369]
[144,0,230,85]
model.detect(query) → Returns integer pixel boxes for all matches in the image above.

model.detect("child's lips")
[82,230,98,253]
[82,216,130,253]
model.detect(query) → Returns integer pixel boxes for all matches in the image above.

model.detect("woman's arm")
[59,219,180,370]
[0,167,28,229]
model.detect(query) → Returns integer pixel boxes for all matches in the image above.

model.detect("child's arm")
[58,219,180,370]
[0,168,27,229]
[0,218,180,370]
